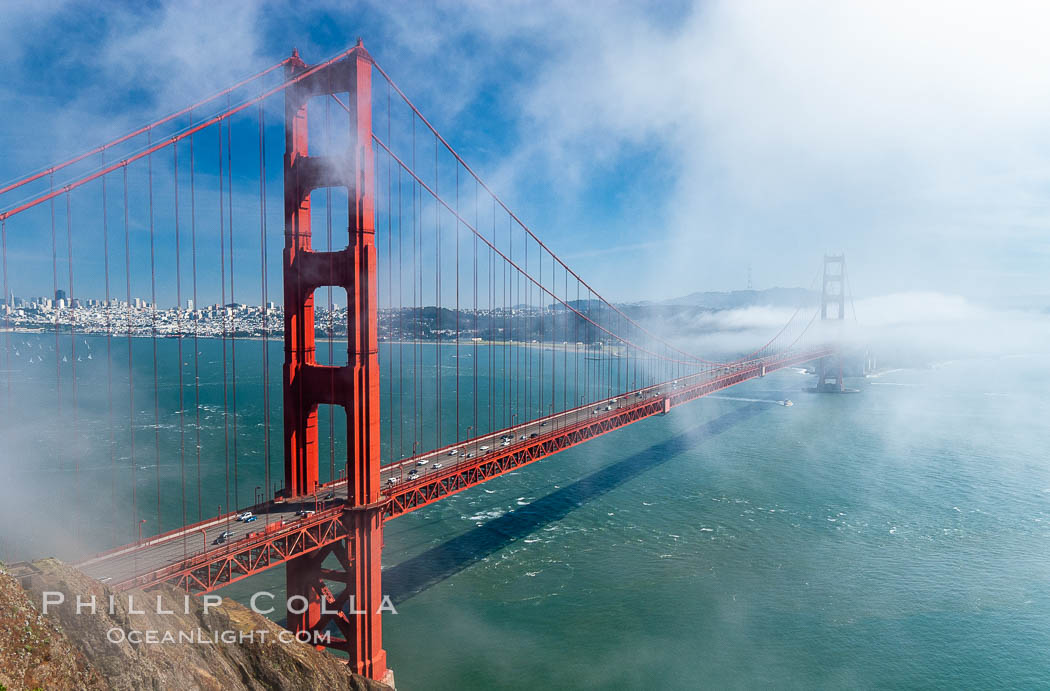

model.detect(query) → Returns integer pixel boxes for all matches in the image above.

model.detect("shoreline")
[0,327,615,351]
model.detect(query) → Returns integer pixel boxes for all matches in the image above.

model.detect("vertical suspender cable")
[455,166,460,442]
[258,104,272,507]
[1,218,8,408]
[434,136,440,451]
[398,155,404,460]
[382,88,390,459]
[473,179,477,438]
[219,121,231,520]
[50,174,61,414]
[173,141,187,553]
[190,128,202,520]
[101,155,116,538]
[325,93,335,482]
[226,98,239,510]
[65,191,78,488]
[411,117,417,456]
[123,164,137,536]
[147,128,162,533]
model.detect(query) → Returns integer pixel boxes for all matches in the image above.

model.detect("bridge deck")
[76,348,831,593]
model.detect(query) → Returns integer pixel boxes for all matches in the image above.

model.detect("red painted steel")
[0,45,361,222]
[98,347,831,598]
[280,41,387,680]
[115,512,349,593]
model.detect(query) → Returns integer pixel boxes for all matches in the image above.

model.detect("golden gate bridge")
[0,41,846,682]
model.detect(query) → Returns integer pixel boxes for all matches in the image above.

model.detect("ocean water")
[363,357,1050,689]
[228,354,1050,689]
[3,334,1050,689]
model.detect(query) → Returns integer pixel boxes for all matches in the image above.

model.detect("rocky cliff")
[0,559,392,691]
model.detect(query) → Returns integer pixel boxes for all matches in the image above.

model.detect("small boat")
[781,399,794,407]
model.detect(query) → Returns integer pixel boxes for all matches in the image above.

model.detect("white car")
[237,511,253,521]
[433,462,444,469]
[479,445,490,451]
[448,449,459,456]
[386,477,399,486]
[416,458,429,466]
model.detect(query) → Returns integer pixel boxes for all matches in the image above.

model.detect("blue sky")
[1,0,1049,305]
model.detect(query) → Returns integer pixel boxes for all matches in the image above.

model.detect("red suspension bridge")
[0,42,846,682]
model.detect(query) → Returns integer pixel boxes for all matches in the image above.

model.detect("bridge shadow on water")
[384,401,767,604]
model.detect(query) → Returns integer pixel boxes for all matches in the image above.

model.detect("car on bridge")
[236,511,253,521]
[244,515,258,523]
[213,531,231,545]
[295,509,315,517]
[386,477,399,486]
[417,458,429,466]
[433,462,444,469]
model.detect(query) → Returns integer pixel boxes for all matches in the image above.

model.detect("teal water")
[3,333,1050,688]
[232,354,1050,689]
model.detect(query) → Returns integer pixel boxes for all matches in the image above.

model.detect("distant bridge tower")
[816,254,845,392]
[282,42,388,681]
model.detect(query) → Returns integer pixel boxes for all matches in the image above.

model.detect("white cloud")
[366,0,1050,300]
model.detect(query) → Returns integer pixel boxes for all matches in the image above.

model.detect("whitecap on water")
[468,509,505,522]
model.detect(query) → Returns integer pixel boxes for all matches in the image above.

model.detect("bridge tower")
[282,42,388,681]
[816,254,845,392]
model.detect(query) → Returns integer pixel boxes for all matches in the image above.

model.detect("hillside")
[0,559,392,691]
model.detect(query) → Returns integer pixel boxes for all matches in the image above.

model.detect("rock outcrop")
[0,559,392,691]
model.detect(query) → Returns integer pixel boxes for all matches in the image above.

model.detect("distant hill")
[634,287,817,310]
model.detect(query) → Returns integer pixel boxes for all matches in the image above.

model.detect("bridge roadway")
[76,348,831,592]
